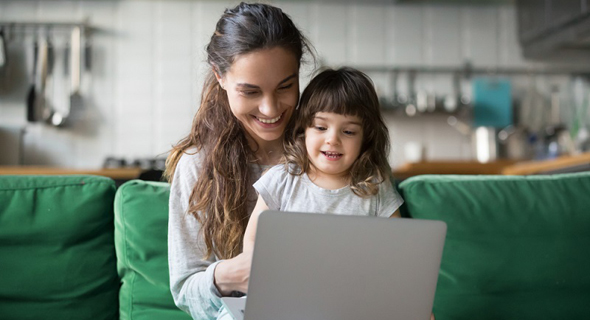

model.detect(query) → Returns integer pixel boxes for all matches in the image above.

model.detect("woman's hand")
[213,250,253,296]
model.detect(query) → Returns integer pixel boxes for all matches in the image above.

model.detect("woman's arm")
[169,151,256,317]
[168,151,224,319]
[243,195,270,252]
[389,208,401,218]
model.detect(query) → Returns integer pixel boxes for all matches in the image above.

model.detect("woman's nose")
[259,94,279,116]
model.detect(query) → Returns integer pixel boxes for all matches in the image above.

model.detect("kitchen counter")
[4,152,589,182]
[393,160,517,179]
[393,152,590,179]
[501,152,590,175]
[0,166,143,180]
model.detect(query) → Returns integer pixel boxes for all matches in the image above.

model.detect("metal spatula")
[52,26,82,127]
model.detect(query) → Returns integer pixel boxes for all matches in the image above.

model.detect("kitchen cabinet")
[549,1,586,29]
[517,0,549,44]
[516,0,590,58]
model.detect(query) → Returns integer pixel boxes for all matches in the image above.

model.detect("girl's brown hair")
[164,2,312,259]
[283,67,391,197]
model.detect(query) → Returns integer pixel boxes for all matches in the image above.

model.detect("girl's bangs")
[305,81,363,119]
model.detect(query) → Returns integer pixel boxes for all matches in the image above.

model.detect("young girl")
[243,67,404,252]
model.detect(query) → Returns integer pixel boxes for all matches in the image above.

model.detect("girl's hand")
[213,251,253,295]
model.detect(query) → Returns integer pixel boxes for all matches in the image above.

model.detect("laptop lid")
[244,211,447,320]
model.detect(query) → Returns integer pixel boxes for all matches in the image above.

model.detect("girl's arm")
[243,194,270,252]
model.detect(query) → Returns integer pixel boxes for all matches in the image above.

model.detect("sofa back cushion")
[0,175,118,320]
[398,172,590,320]
[115,180,191,320]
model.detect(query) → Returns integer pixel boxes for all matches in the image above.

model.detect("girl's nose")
[326,131,340,146]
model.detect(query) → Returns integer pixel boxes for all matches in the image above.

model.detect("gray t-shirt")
[253,164,404,217]
[168,148,268,320]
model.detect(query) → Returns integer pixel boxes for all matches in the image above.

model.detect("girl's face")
[217,47,300,147]
[305,112,364,181]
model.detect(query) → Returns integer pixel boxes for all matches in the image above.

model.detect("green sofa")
[1,172,589,319]
[0,176,190,320]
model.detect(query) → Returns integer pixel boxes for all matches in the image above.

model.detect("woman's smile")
[252,112,284,127]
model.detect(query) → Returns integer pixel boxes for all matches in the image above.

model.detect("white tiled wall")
[0,0,587,168]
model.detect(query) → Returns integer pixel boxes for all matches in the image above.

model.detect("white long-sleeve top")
[168,149,266,319]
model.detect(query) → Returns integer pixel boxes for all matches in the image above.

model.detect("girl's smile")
[320,151,343,161]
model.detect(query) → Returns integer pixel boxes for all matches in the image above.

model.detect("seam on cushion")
[116,182,130,318]
[129,266,137,320]
[0,180,115,192]
[118,181,137,320]
[399,174,590,191]
[407,172,590,183]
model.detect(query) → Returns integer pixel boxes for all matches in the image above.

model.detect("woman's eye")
[278,83,293,90]
[314,126,327,131]
[240,91,259,96]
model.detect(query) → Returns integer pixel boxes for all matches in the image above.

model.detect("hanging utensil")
[33,36,49,123]
[42,33,55,122]
[0,27,7,71]
[52,26,82,127]
[26,38,38,122]
[405,71,418,117]
[84,37,91,72]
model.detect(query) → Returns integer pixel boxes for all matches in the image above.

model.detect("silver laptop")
[222,210,447,320]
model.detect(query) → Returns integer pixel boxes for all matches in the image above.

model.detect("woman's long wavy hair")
[164,2,311,260]
[283,67,391,198]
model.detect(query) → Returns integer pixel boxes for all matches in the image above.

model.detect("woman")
[164,3,313,319]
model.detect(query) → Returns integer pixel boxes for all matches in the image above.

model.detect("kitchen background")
[1,0,589,171]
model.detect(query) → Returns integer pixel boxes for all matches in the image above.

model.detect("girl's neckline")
[301,172,351,194]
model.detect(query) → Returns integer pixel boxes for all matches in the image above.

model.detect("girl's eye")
[278,83,293,90]
[314,126,327,131]
[343,130,356,135]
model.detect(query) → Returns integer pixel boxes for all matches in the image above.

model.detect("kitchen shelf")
[358,64,590,76]
[0,21,92,37]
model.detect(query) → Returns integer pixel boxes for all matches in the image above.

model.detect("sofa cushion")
[115,180,191,320]
[399,172,590,320]
[0,175,118,320]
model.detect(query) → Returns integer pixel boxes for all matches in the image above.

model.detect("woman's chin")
[247,122,287,143]
[255,131,284,143]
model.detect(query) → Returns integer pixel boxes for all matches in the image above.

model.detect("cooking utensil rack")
[0,21,91,38]
[358,61,590,77]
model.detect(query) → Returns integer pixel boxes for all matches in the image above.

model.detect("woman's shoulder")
[178,147,204,164]
[171,147,205,187]
[175,147,205,172]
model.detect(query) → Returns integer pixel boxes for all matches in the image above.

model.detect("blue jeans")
[216,306,233,320]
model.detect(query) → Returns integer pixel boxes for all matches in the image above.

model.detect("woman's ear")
[213,67,225,90]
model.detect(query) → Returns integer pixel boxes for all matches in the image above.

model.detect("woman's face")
[217,47,300,146]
